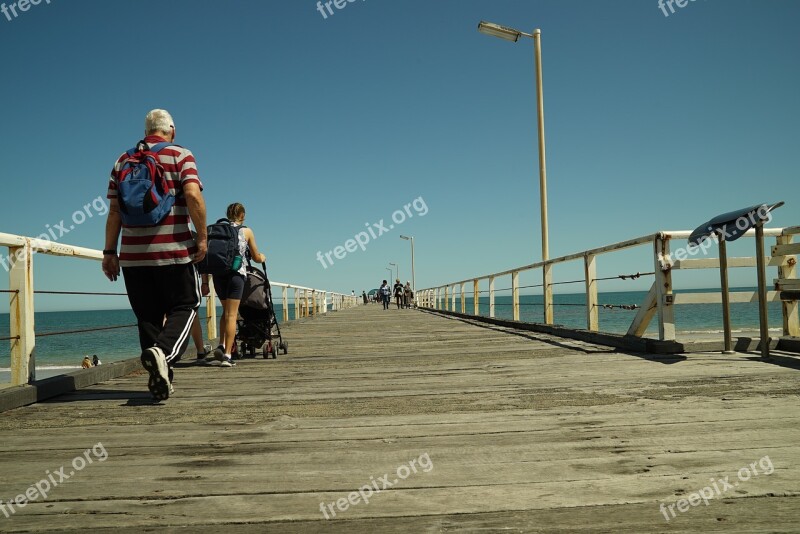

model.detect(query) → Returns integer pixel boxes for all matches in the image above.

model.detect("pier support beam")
[473,279,480,316]
[584,254,598,331]
[206,278,217,341]
[489,276,496,318]
[543,264,553,324]
[654,235,676,341]
[512,271,520,321]
[777,234,799,336]
[9,241,35,385]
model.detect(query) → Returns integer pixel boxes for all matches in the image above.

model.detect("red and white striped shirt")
[107,135,203,267]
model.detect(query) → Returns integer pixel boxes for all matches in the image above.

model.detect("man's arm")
[102,199,122,281]
[184,182,207,263]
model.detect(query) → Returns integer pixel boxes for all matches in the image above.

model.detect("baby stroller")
[236,262,288,359]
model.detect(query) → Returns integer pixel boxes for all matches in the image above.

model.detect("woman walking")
[206,203,266,367]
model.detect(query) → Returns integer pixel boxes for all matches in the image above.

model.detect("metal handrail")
[417,226,798,344]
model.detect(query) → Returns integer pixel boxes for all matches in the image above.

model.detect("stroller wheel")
[280,340,288,354]
[271,343,278,359]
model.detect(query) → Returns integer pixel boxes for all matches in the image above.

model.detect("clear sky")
[0,0,797,312]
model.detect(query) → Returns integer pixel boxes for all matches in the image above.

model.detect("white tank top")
[231,223,248,276]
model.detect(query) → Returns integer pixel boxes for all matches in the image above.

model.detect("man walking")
[102,109,207,401]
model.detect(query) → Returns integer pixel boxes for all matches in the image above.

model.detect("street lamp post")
[400,235,415,305]
[389,262,398,283]
[478,20,553,324]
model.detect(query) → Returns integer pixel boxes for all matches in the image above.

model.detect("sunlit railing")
[418,226,799,346]
[0,232,359,386]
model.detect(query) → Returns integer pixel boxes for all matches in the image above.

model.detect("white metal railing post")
[451,284,456,312]
[489,275,496,318]
[282,287,289,322]
[444,286,449,311]
[8,241,35,385]
[294,288,300,319]
[777,234,799,336]
[460,282,466,314]
[543,262,553,324]
[512,271,520,321]
[653,235,676,341]
[206,277,217,341]
[473,279,480,315]
[584,254,598,331]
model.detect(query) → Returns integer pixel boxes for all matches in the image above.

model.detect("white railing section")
[0,232,360,386]
[417,227,798,342]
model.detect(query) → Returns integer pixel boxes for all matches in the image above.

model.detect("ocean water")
[429,287,787,336]
[0,288,790,382]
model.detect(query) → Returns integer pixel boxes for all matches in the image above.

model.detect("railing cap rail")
[420,226,789,290]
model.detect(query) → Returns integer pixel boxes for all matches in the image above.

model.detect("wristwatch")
[103,249,117,255]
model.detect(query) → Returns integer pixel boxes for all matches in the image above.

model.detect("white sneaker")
[141,346,170,401]
[220,358,235,368]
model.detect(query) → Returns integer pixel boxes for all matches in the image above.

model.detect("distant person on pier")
[205,203,266,368]
[82,355,92,369]
[404,281,413,309]
[362,291,368,304]
[393,279,404,309]
[379,280,391,310]
[92,355,101,366]
[102,109,207,401]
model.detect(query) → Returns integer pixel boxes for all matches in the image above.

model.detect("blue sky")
[0,0,797,312]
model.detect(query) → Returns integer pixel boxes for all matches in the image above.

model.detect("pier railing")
[0,232,359,386]
[417,226,798,346]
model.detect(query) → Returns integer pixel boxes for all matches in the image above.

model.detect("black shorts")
[213,273,245,301]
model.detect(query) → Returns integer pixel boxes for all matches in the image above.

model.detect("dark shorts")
[213,273,245,301]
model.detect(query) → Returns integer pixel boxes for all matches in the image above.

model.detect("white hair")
[144,109,175,136]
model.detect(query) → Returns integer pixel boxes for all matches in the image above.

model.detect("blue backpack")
[117,141,176,226]
[197,219,246,276]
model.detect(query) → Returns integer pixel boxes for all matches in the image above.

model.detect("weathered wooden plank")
[772,243,800,257]
[673,256,789,269]
[775,278,800,290]
[0,306,799,531]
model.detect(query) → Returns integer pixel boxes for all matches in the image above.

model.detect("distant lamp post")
[478,20,552,324]
[400,235,415,304]
[389,262,398,282]
[385,267,392,280]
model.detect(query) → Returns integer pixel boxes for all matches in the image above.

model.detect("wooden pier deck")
[1,305,799,532]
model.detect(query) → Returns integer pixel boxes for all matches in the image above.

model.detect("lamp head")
[478,21,522,42]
